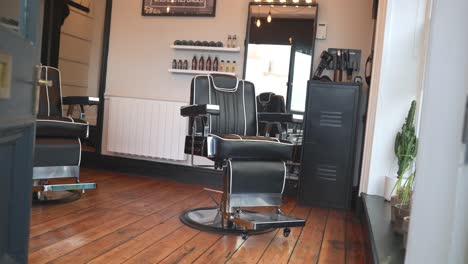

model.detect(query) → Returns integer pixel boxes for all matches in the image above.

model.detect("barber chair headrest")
[257,92,286,113]
[210,74,239,92]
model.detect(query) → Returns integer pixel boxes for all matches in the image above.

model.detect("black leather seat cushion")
[36,116,88,138]
[34,138,81,167]
[211,134,293,161]
[229,160,286,194]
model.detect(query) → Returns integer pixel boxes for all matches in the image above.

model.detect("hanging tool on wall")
[312,51,333,81]
[344,50,354,81]
[334,49,343,82]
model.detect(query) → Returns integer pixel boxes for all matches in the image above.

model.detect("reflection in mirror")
[0,0,21,32]
[244,4,318,114]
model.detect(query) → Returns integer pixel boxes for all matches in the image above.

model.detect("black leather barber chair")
[179,74,305,238]
[256,92,292,138]
[33,66,97,201]
[256,93,303,180]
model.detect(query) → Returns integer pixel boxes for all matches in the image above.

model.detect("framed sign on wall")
[142,0,217,17]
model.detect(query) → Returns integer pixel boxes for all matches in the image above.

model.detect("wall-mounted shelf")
[168,69,236,76]
[170,45,241,53]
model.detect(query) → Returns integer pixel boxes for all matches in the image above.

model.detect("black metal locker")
[299,81,361,209]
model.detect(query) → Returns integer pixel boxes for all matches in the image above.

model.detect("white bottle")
[232,60,237,73]
[227,35,232,48]
[219,60,225,72]
[232,35,237,48]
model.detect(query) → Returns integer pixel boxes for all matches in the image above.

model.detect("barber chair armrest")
[36,116,89,139]
[62,96,100,106]
[258,112,293,123]
[180,104,220,117]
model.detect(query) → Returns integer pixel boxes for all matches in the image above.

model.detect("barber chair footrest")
[231,211,306,230]
[180,207,273,235]
[32,183,96,192]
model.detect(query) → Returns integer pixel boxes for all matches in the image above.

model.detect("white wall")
[313,0,374,79]
[405,0,468,262]
[0,0,19,21]
[103,0,375,165]
[359,0,430,195]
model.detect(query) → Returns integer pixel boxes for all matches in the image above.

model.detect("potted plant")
[390,100,418,235]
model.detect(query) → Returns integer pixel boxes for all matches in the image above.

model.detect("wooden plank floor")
[28,168,367,264]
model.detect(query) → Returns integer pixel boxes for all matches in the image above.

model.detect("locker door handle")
[463,96,468,164]
[463,96,468,144]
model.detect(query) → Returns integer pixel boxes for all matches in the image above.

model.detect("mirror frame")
[242,2,319,114]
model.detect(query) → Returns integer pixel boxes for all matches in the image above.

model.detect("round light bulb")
[256,18,261,27]
[267,12,272,23]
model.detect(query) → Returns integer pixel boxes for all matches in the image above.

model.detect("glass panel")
[0,0,27,36]
[245,44,291,99]
[290,51,312,112]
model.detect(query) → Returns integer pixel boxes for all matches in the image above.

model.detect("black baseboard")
[81,152,223,187]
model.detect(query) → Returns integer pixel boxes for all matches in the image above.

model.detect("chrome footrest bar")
[32,183,96,192]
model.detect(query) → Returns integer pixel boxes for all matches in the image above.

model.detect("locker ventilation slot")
[317,165,337,181]
[319,111,343,127]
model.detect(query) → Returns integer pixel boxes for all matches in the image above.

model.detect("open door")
[0,0,43,262]
[286,42,313,115]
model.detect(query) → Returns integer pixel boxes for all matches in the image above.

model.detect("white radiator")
[107,97,188,161]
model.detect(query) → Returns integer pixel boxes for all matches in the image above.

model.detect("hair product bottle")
[172,59,177,69]
[232,60,237,73]
[192,55,197,70]
[232,35,237,48]
[219,60,225,72]
[227,35,232,48]
[177,59,183,69]
[213,57,219,71]
[183,60,188,70]
[206,56,212,71]
[199,56,205,71]
[226,60,231,72]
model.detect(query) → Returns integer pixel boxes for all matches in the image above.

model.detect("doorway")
[244,3,318,115]
[40,0,107,153]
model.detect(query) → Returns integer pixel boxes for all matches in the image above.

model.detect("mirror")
[244,3,318,114]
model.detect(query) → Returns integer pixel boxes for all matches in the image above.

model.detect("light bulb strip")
[252,0,315,5]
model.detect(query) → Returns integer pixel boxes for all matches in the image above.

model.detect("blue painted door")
[0,1,43,263]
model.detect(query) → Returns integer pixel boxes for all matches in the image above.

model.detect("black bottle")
[213,57,219,71]
[199,56,205,71]
[206,56,212,71]
[192,55,197,70]
[177,60,183,70]
[172,59,177,69]
[183,60,188,70]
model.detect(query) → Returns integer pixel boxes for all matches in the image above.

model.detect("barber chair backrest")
[256,92,286,113]
[190,74,257,136]
[38,66,63,117]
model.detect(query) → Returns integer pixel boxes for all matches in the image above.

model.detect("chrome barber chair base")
[180,207,273,236]
[32,190,82,204]
[32,182,96,204]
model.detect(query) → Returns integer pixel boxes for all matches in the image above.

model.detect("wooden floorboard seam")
[255,205,299,264]
[314,208,330,264]
[285,208,312,264]
[188,235,224,264]
[84,199,209,263]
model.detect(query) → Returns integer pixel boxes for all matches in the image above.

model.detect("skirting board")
[81,152,223,187]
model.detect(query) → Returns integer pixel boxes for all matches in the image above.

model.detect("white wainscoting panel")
[107,96,187,161]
